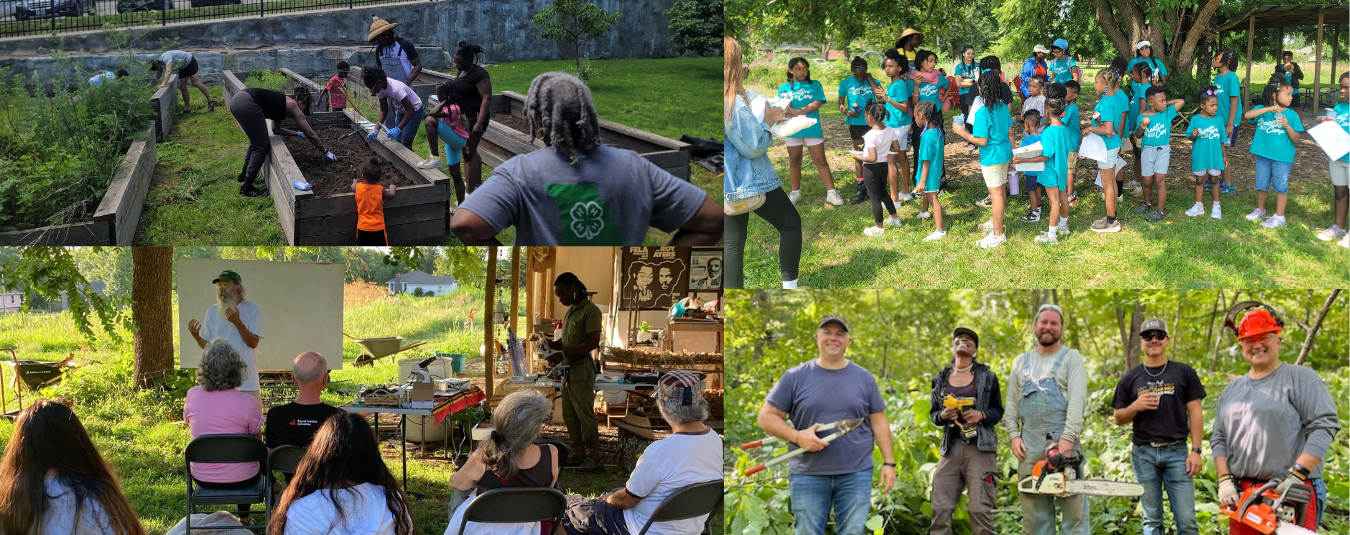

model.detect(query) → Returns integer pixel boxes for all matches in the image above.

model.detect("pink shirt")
[184,386,263,483]
[325,75,348,108]
[375,78,422,113]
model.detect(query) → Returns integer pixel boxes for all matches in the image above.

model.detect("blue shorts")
[1254,155,1291,194]
[435,121,467,165]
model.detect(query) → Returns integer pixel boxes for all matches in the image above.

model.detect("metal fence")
[0,0,418,38]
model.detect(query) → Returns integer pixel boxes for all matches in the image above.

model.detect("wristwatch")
[883,462,897,468]
[1191,447,1202,454]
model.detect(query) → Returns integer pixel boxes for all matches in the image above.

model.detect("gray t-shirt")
[1211,363,1340,480]
[159,50,194,72]
[458,146,707,245]
[29,478,119,535]
[764,359,883,476]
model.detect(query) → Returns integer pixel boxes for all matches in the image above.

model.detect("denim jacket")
[928,361,1004,455]
[724,95,782,202]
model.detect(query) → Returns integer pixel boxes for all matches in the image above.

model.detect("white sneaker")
[1317,225,1347,241]
[1057,224,1071,236]
[899,193,914,201]
[825,191,845,206]
[976,233,1007,249]
[863,226,885,237]
[978,220,994,231]
[788,190,802,204]
[924,230,947,241]
[1260,215,1287,228]
[416,157,442,169]
[1185,203,1204,217]
[1118,193,1125,203]
[1211,204,1223,219]
[884,216,902,227]
[917,211,932,219]
[1245,208,1265,222]
[1340,233,1350,248]
[1034,231,1059,244]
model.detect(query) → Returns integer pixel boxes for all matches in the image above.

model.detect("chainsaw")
[1222,478,1316,535]
[739,418,865,476]
[1017,434,1145,498]
[943,394,978,440]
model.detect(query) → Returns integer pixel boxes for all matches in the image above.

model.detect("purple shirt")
[765,360,884,476]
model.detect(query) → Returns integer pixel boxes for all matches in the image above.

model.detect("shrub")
[664,0,722,57]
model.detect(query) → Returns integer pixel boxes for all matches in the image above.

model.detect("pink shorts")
[1192,169,1222,177]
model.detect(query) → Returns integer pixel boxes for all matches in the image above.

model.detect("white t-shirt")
[862,127,895,163]
[35,478,118,535]
[282,483,400,535]
[376,78,423,113]
[622,429,723,535]
[200,300,264,391]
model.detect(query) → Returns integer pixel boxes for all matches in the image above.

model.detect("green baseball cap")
[211,270,242,284]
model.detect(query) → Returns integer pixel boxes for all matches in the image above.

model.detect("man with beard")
[756,316,896,535]
[1002,303,1088,535]
[1110,319,1205,535]
[188,270,266,402]
[547,272,604,471]
[654,266,676,309]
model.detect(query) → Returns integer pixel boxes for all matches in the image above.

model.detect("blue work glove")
[324,151,337,162]
[297,131,306,139]
[387,126,402,140]
[366,130,379,140]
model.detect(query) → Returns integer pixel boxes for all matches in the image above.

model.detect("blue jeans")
[1131,443,1198,535]
[790,470,872,535]
[1312,477,1326,527]
[1254,155,1292,194]
[390,106,424,145]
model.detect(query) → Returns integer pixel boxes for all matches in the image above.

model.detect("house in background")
[0,290,21,313]
[387,271,459,296]
[59,280,106,311]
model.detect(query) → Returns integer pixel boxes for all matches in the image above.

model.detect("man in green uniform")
[548,272,603,471]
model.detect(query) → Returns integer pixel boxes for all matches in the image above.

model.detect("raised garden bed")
[480,91,692,179]
[222,70,452,246]
[148,73,178,142]
[347,66,452,127]
[0,126,156,245]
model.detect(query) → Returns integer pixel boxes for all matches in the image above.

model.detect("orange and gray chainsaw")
[739,418,865,476]
[1017,435,1145,498]
[1222,478,1317,535]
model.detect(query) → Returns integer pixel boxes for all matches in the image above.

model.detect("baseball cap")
[1033,44,1049,54]
[818,315,850,332]
[211,270,242,284]
[1140,318,1169,337]
[952,327,979,348]
[1136,40,1151,50]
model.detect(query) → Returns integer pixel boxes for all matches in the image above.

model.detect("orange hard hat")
[1237,309,1282,340]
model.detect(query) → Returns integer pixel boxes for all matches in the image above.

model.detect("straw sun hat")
[368,17,398,42]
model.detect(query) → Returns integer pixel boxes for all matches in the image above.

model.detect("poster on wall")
[688,249,722,290]
[621,247,688,310]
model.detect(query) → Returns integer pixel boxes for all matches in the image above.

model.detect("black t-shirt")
[265,402,342,449]
[1110,360,1206,445]
[243,88,289,121]
[456,64,490,117]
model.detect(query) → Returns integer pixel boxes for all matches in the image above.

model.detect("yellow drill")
[943,394,978,439]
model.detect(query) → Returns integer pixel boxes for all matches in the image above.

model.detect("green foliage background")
[724,289,1349,535]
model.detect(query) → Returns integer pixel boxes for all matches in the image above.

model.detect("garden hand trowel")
[739,418,865,476]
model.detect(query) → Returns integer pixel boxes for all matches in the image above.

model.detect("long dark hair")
[361,66,388,92]
[270,413,414,535]
[786,57,812,86]
[977,56,1006,110]
[913,50,936,72]
[435,80,466,112]
[554,272,588,296]
[525,72,602,165]
[0,400,147,535]
[958,45,975,68]
[1261,72,1293,108]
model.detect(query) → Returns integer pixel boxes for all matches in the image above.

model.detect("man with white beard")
[188,270,266,401]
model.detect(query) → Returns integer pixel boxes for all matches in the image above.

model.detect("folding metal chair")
[185,434,271,534]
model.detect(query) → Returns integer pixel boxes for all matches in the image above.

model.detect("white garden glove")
[1217,474,1239,507]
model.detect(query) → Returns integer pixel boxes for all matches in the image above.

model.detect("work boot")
[849,181,867,205]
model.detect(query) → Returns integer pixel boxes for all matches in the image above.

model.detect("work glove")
[297,131,306,139]
[1274,464,1310,497]
[324,151,337,162]
[367,130,379,140]
[1217,474,1239,507]
[387,126,402,140]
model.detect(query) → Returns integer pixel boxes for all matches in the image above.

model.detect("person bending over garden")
[446,389,561,535]
[150,50,215,113]
[927,327,1003,535]
[362,66,423,150]
[229,87,334,197]
[450,71,721,246]
[0,400,148,535]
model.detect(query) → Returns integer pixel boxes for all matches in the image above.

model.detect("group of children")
[774,44,1350,249]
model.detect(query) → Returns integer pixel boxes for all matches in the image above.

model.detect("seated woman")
[184,339,264,524]
[270,413,414,535]
[0,400,148,535]
[450,71,721,246]
[446,389,560,535]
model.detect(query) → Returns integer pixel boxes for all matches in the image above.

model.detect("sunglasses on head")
[1141,331,1167,342]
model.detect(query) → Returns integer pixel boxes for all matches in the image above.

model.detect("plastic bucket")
[451,354,466,374]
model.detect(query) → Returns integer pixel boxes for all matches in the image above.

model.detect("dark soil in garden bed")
[491,112,533,136]
[282,128,417,198]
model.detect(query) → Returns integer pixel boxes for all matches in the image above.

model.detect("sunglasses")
[1140,331,1168,342]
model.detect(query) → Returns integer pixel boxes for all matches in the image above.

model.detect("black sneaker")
[1020,208,1041,223]
[850,181,868,205]
[237,172,247,183]
[1145,208,1165,222]
[1134,202,1153,215]
[241,184,269,198]
[1090,217,1122,232]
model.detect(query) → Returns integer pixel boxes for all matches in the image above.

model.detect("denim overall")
[378,41,411,129]
[1016,347,1089,535]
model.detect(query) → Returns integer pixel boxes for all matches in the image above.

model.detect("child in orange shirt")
[352,157,396,245]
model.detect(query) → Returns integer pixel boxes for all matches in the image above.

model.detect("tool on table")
[1222,479,1316,535]
[943,394,978,440]
[1018,433,1144,498]
[739,418,865,476]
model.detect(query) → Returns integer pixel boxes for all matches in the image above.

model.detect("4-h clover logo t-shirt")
[458,146,708,245]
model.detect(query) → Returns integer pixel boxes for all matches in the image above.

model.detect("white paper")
[770,116,818,138]
[1079,133,1108,162]
[1013,142,1045,171]
[1308,120,1350,161]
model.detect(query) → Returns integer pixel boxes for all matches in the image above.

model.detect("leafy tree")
[532,0,623,74]
[663,0,723,57]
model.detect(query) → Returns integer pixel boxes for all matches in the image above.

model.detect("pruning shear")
[739,418,865,476]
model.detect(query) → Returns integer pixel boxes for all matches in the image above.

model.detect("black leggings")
[230,90,271,187]
[862,162,896,223]
[724,188,801,287]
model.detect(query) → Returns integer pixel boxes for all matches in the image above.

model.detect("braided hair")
[977,56,1006,110]
[1097,66,1121,91]
[1261,72,1293,107]
[456,41,485,65]
[1216,49,1238,72]
[361,66,387,92]
[525,72,600,166]
[292,85,313,115]
[553,272,588,296]
[913,100,943,136]
[850,55,868,71]
[1045,97,1066,120]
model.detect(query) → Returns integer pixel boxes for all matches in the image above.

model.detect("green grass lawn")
[135,57,719,245]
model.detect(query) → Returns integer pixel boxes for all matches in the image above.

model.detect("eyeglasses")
[1140,331,1167,342]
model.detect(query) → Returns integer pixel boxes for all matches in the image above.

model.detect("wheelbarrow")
[345,333,428,367]
[1,347,77,419]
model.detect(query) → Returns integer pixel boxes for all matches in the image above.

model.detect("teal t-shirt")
[954,62,977,95]
[1336,103,1350,163]
[1064,102,1082,148]
[1092,92,1123,151]
[1128,82,1151,134]
[1214,71,1243,127]
[973,104,1012,166]
[839,76,876,126]
[1248,105,1305,164]
[1187,114,1228,171]
[915,127,945,190]
[1112,89,1131,139]
[778,80,826,139]
[1048,57,1077,84]
[917,74,948,106]
[884,78,913,127]
[1139,104,1181,147]
[1020,134,1041,177]
[1126,57,1168,78]
[1037,124,1073,189]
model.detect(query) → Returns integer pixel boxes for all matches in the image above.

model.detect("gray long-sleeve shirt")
[1211,363,1340,480]
[1002,346,1089,443]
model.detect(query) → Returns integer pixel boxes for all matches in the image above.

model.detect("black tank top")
[243,88,289,121]
[475,444,554,494]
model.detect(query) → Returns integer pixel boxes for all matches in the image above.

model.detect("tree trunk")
[1117,297,1144,371]
[1295,290,1342,366]
[1212,290,1239,368]
[1169,0,1223,77]
[132,247,174,389]
[1203,290,1221,361]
